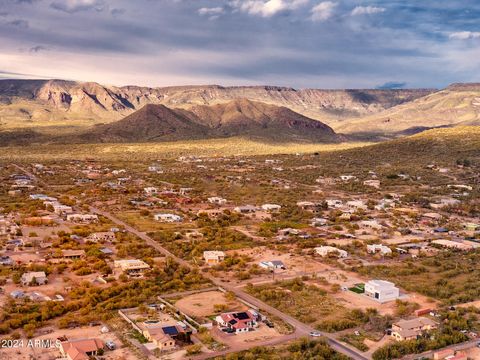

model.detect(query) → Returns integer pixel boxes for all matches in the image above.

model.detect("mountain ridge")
[75,99,341,143]
[0,79,435,130]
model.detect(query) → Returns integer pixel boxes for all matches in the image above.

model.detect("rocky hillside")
[77,99,341,143]
[0,79,434,130]
[336,84,480,136]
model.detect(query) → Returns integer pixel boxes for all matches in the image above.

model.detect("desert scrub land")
[214,337,349,360]
[0,138,370,162]
[355,250,480,305]
[244,278,379,332]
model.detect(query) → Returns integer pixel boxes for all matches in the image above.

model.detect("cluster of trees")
[152,225,254,260]
[0,257,209,336]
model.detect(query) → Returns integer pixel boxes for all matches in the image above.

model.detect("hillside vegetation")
[76,99,340,143]
[336,85,480,135]
[0,127,479,166]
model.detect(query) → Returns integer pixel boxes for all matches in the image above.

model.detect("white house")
[21,271,47,286]
[114,259,150,274]
[310,217,328,227]
[261,204,281,212]
[233,205,257,214]
[144,187,158,195]
[315,246,348,258]
[259,260,286,270]
[326,199,343,208]
[364,280,400,303]
[208,197,227,205]
[203,251,225,265]
[154,213,183,222]
[367,244,392,255]
[66,214,98,223]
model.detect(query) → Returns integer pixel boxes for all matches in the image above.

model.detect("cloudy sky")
[0,0,479,89]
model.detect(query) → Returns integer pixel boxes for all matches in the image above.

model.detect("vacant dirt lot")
[331,290,397,316]
[174,290,246,319]
[212,324,283,347]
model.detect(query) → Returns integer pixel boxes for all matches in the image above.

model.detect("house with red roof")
[215,310,258,333]
[60,338,105,360]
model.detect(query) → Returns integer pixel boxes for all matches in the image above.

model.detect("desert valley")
[2,0,480,359]
[0,78,480,360]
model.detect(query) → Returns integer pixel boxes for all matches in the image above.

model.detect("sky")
[0,0,479,89]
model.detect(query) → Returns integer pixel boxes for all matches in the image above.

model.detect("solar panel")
[234,312,250,320]
[162,326,179,336]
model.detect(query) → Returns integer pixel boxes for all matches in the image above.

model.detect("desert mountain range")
[0,79,480,144]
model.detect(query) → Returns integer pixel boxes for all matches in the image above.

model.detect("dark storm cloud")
[0,0,479,88]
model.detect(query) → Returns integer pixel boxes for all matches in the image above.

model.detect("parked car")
[106,340,116,350]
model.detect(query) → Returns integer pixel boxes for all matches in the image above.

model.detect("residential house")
[60,338,105,360]
[90,231,116,242]
[365,280,400,303]
[62,250,85,260]
[208,196,227,205]
[114,259,150,275]
[144,187,158,195]
[315,246,348,258]
[326,199,343,208]
[144,328,176,351]
[215,310,258,333]
[21,271,48,286]
[203,251,225,265]
[66,214,99,223]
[310,217,328,227]
[367,244,392,255]
[261,204,281,212]
[0,256,14,266]
[233,205,257,214]
[138,316,191,352]
[340,175,357,181]
[259,260,286,270]
[277,228,301,237]
[197,209,224,218]
[391,317,437,341]
[154,213,183,222]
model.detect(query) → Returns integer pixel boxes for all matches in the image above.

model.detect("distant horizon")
[0,75,445,91]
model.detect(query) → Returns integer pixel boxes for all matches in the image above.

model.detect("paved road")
[89,206,369,360]
[13,163,368,360]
